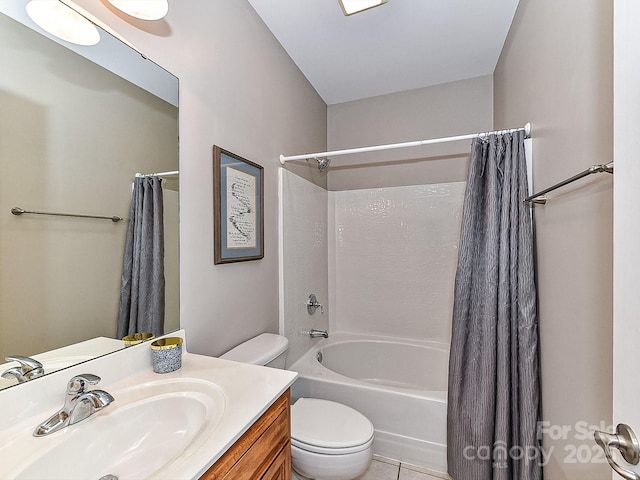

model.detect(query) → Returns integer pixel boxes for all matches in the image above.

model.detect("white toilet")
[220,333,374,480]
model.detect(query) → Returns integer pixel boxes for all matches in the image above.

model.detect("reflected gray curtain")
[117,176,165,338]
[447,131,541,480]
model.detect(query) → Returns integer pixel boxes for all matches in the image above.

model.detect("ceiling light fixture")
[26,0,100,46]
[338,0,388,16]
[106,0,169,21]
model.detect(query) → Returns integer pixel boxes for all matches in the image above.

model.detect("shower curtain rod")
[135,170,179,177]
[279,123,531,164]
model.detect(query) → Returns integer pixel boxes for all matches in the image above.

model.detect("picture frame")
[213,146,264,264]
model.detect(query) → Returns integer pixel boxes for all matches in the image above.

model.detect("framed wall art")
[213,146,264,264]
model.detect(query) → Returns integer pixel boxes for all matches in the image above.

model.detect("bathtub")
[288,332,448,474]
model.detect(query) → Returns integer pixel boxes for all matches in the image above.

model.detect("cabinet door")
[200,390,291,480]
[261,443,291,480]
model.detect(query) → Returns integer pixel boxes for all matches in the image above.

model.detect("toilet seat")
[292,435,374,455]
[291,398,374,455]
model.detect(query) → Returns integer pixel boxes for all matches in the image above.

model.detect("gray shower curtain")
[117,176,165,339]
[447,131,541,480]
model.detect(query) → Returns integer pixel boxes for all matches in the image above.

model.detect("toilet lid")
[291,398,374,452]
[219,333,288,365]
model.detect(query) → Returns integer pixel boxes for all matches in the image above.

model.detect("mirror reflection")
[0,3,179,390]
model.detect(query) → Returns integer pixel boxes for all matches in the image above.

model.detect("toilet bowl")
[220,333,374,480]
[290,397,373,480]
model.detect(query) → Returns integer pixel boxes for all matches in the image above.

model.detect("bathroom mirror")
[0,2,179,390]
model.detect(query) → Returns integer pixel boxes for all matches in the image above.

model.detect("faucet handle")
[67,374,101,395]
[5,355,44,372]
[307,294,324,315]
[3,356,45,382]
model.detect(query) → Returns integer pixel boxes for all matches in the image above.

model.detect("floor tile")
[356,459,400,480]
[398,467,431,480]
[399,463,451,479]
[373,454,400,467]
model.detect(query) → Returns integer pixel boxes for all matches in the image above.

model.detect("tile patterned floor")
[355,457,449,480]
[355,459,399,479]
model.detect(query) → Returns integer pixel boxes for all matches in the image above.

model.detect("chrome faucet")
[309,329,328,339]
[1,355,45,383]
[34,374,114,437]
[307,294,324,315]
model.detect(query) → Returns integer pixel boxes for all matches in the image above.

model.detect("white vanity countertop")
[0,330,298,480]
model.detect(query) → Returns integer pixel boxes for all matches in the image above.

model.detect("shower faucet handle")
[307,294,324,315]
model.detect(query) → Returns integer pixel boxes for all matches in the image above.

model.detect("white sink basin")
[0,331,298,480]
[4,379,226,480]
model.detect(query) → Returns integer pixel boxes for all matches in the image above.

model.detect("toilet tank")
[219,333,288,369]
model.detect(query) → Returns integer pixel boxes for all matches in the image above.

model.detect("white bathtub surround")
[289,332,448,474]
[328,183,465,342]
[281,176,462,473]
[279,170,329,367]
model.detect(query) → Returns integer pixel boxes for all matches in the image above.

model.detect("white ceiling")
[248,0,520,105]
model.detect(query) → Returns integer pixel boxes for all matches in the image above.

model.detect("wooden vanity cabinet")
[200,389,291,480]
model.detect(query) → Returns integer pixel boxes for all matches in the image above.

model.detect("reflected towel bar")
[524,162,613,205]
[11,207,123,223]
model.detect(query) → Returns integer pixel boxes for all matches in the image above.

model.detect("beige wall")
[69,0,328,357]
[494,0,613,478]
[326,75,493,191]
[0,14,179,359]
[163,188,180,334]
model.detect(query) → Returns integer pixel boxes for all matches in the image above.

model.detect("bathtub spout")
[309,329,328,339]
